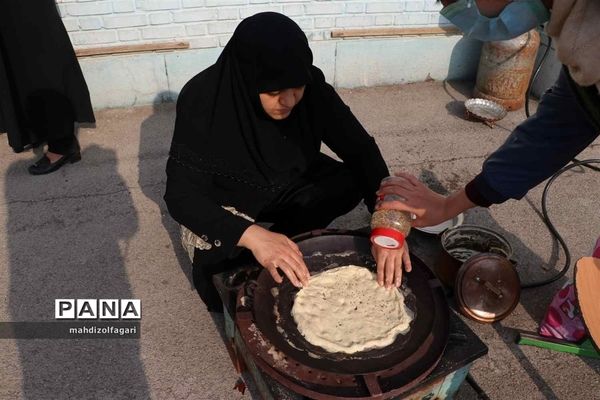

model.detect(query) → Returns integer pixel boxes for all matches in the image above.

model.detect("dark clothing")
[192,154,363,311]
[0,0,94,153]
[164,13,389,310]
[27,90,79,155]
[165,108,387,266]
[570,73,600,133]
[466,68,600,207]
[259,154,363,236]
[164,13,388,266]
[47,135,77,156]
[170,12,318,197]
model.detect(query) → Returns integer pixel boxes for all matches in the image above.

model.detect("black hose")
[525,35,552,119]
[573,157,600,172]
[522,159,600,288]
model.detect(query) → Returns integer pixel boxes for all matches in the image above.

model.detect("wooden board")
[75,41,189,58]
[575,257,600,349]
[331,26,461,38]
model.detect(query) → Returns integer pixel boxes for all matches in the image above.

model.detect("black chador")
[164,12,389,310]
[0,0,94,153]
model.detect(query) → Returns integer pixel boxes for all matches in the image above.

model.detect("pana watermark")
[55,299,141,320]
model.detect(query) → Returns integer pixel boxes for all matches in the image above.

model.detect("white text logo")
[55,299,141,320]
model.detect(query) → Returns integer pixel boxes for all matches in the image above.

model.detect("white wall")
[57,0,451,49]
[54,1,483,109]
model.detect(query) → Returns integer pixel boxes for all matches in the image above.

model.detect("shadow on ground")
[138,92,195,289]
[6,145,150,399]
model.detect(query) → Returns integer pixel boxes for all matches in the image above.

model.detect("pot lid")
[575,257,600,349]
[455,253,521,323]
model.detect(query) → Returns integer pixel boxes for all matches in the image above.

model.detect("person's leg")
[191,154,363,311]
[259,153,363,237]
[27,90,80,175]
[192,248,255,313]
[47,131,78,157]
[192,254,227,313]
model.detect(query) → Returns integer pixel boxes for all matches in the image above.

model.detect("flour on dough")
[291,265,413,354]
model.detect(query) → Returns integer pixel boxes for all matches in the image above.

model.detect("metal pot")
[439,225,520,323]
[437,225,512,288]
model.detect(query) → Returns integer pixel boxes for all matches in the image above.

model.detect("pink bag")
[539,282,586,342]
[538,237,600,342]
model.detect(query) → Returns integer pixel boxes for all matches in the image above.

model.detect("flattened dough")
[291,265,413,354]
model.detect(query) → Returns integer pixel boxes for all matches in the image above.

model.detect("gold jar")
[370,209,412,249]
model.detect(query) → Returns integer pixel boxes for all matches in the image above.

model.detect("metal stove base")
[214,229,488,399]
[222,305,483,400]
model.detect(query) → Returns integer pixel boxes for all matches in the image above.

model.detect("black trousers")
[193,154,363,311]
[27,90,78,155]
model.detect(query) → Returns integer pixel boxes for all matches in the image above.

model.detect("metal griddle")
[235,232,450,399]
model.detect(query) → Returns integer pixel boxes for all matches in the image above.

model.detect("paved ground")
[0,80,598,400]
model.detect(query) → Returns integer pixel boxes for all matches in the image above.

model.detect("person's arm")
[320,81,389,212]
[378,68,598,224]
[164,157,254,264]
[377,174,477,227]
[237,224,309,287]
[464,68,599,207]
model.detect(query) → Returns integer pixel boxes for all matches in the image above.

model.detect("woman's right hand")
[238,225,310,287]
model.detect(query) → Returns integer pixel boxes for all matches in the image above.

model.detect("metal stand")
[213,229,488,399]
[218,301,486,399]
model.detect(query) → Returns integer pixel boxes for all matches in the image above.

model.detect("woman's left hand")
[371,242,412,289]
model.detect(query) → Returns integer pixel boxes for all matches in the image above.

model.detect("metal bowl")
[464,98,507,123]
[414,213,465,235]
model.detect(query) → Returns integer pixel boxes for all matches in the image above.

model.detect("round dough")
[291,265,413,354]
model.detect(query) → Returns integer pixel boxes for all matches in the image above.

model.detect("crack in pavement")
[1,181,166,206]
[390,154,488,168]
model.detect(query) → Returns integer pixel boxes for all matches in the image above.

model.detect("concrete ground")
[0,80,598,400]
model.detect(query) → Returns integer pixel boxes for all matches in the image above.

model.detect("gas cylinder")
[473,29,540,111]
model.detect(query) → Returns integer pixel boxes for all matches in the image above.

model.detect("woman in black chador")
[165,12,390,311]
[0,0,94,174]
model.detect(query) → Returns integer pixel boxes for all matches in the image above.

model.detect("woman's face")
[259,86,306,120]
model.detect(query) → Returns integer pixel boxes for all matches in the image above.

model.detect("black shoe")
[28,152,81,175]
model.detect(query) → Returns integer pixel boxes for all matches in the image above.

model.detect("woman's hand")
[238,225,310,287]
[376,172,449,228]
[372,242,412,288]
